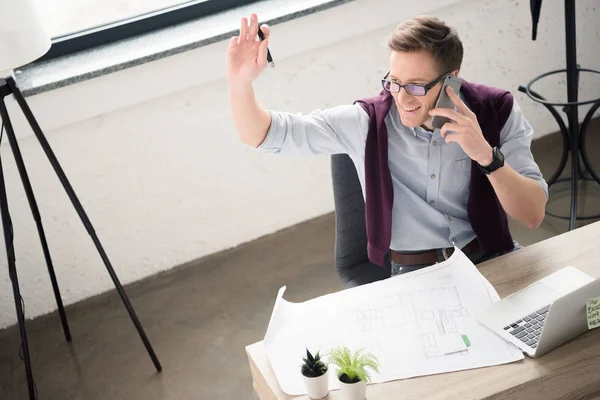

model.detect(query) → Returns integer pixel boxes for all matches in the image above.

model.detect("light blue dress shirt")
[258,97,548,252]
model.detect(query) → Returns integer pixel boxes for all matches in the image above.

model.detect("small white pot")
[339,379,366,400]
[302,369,329,399]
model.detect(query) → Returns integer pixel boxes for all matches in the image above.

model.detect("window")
[34,0,259,62]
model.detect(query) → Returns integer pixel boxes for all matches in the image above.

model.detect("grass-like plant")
[328,346,380,384]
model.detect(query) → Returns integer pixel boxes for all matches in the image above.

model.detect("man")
[226,14,548,278]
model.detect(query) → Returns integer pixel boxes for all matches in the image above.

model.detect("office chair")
[330,153,391,288]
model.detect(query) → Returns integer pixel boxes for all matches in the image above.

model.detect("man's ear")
[451,70,460,77]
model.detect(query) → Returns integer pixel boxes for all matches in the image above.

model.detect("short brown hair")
[388,16,463,74]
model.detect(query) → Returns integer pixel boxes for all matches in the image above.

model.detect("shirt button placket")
[427,136,441,207]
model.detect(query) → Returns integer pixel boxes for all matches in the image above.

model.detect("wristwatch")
[478,146,504,175]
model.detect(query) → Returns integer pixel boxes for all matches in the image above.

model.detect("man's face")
[387,50,456,129]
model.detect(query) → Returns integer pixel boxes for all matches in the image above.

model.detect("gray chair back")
[330,154,391,288]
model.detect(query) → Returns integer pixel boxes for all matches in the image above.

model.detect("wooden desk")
[246,222,600,400]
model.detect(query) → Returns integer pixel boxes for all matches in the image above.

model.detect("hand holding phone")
[430,75,462,130]
[429,76,494,166]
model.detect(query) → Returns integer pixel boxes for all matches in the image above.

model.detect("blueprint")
[263,247,524,395]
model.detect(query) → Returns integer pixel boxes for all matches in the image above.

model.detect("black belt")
[390,239,480,265]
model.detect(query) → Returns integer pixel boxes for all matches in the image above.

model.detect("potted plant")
[300,348,329,399]
[329,346,380,400]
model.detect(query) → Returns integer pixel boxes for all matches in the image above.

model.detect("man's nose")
[396,88,414,103]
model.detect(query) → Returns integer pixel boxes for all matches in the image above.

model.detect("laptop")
[475,266,600,357]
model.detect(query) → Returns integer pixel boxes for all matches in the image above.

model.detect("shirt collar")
[413,125,435,137]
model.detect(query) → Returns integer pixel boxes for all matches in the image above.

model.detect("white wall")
[0,0,598,329]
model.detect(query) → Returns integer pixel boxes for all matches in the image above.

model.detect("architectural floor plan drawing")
[347,284,475,361]
[264,248,524,396]
[414,287,470,358]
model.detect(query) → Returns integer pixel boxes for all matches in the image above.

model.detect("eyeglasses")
[381,72,447,96]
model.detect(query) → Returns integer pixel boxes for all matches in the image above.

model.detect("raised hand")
[226,13,271,86]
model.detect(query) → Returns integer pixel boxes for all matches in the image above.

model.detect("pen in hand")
[257,28,275,68]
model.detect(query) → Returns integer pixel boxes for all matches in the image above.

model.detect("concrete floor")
[0,119,599,399]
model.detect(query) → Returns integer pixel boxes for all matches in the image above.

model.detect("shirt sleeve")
[257,104,369,156]
[499,99,549,199]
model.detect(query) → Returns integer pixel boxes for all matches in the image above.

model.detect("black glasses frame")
[381,72,448,96]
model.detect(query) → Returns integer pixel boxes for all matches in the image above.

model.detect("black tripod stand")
[0,76,161,400]
[519,0,600,230]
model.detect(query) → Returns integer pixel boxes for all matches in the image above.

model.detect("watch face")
[479,147,503,174]
[497,147,505,163]
[490,147,504,171]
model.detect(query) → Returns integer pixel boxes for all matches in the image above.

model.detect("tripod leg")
[0,129,36,399]
[0,96,72,343]
[6,77,162,372]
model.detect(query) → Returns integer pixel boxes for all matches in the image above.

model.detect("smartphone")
[431,75,462,130]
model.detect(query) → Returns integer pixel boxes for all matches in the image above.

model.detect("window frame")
[37,0,260,62]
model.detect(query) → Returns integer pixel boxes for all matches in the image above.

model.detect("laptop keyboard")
[502,304,550,349]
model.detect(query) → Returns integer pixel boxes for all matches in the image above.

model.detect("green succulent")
[328,346,380,384]
[300,348,328,378]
